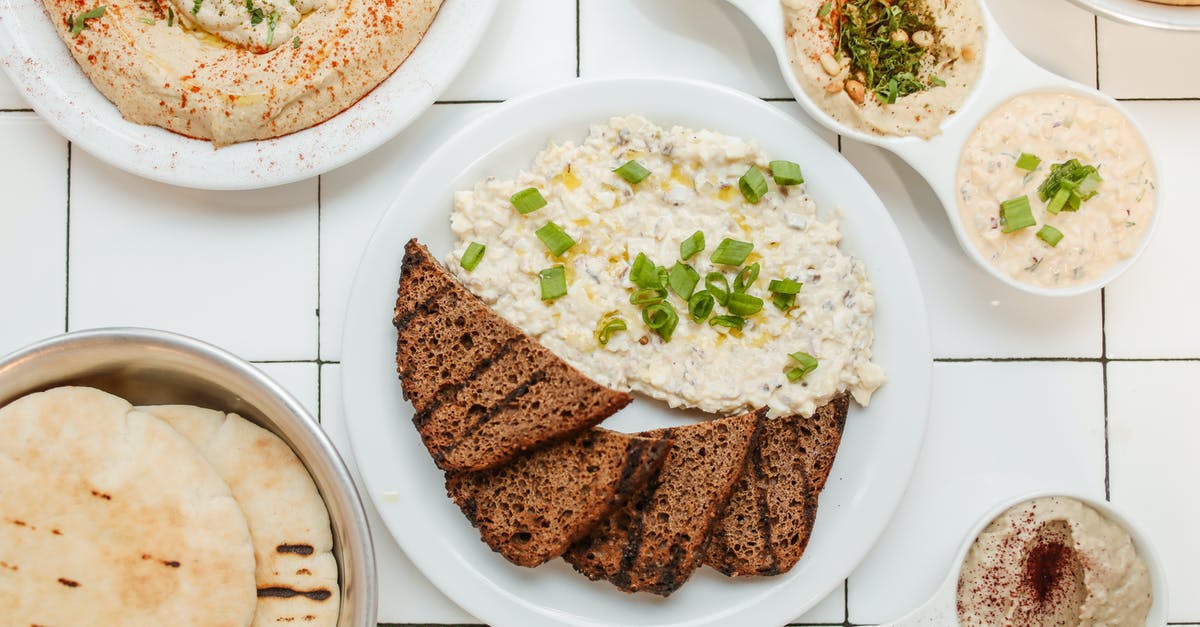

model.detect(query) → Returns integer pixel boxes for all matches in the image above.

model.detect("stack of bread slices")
[394,240,851,596]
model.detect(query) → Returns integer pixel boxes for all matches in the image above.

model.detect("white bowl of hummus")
[726,0,1164,296]
[0,0,496,189]
[888,492,1168,626]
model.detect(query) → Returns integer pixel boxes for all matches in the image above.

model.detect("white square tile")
[1098,20,1200,98]
[0,114,65,356]
[840,142,1102,359]
[0,70,27,109]
[319,102,495,361]
[579,0,790,98]
[441,0,577,101]
[1105,102,1200,359]
[1108,361,1200,622]
[795,582,845,624]
[985,0,1097,86]
[319,364,476,623]
[848,362,1106,623]
[254,361,319,419]
[769,101,839,149]
[68,150,318,361]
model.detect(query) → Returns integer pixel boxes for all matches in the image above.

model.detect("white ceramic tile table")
[2,0,1198,624]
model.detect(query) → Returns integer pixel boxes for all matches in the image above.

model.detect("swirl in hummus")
[782,0,984,139]
[43,0,443,145]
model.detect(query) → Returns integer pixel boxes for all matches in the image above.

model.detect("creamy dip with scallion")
[447,116,885,418]
[956,92,1155,288]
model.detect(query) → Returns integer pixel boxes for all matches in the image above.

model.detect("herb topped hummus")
[782,0,985,139]
[43,0,443,145]
[447,115,885,418]
[957,496,1153,626]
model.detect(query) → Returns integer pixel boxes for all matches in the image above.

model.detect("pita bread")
[0,386,257,626]
[141,405,340,627]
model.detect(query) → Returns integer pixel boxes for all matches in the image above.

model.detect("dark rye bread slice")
[394,239,632,471]
[705,394,850,577]
[563,410,766,596]
[444,428,672,567]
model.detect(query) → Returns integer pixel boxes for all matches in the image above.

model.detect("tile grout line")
[843,578,850,626]
[63,141,72,333]
[316,174,323,423]
[575,0,581,78]
[1094,15,1101,91]
[1102,288,1111,502]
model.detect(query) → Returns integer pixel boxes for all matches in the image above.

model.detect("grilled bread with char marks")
[394,239,632,472]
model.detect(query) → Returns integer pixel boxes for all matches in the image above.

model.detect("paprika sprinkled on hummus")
[41,0,443,145]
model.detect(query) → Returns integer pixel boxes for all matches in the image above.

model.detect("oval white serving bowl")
[0,327,377,627]
[1066,0,1200,31]
[726,0,1163,297]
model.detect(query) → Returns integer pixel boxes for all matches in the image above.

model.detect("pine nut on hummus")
[42,0,443,145]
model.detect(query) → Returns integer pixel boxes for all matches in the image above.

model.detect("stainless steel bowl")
[0,327,377,627]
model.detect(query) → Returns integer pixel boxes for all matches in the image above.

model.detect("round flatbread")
[0,386,257,626]
[140,405,340,627]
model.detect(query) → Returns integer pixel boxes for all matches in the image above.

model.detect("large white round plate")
[341,77,932,627]
[0,0,496,190]
[1065,0,1200,30]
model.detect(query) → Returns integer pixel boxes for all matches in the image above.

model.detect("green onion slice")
[705,272,731,306]
[680,230,705,261]
[1046,188,1070,215]
[595,315,627,346]
[733,262,760,293]
[167,6,174,26]
[538,266,567,301]
[773,292,797,311]
[510,187,547,214]
[768,278,802,295]
[630,252,661,289]
[668,263,700,300]
[727,292,764,317]
[1000,195,1036,233]
[787,351,819,381]
[711,238,754,266]
[1015,153,1042,171]
[769,160,804,186]
[642,303,679,342]
[930,76,947,87]
[710,315,746,330]
[688,290,715,323]
[738,166,769,203]
[613,160,651,184]
[70,5,106,35]
[535,222,575,257]
[460,242,485,271]
[1037,225,1063,247]
[630,288,667,306]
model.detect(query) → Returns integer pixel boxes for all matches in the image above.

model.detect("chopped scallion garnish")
[680,230,705,261]
[460,242,485,271]
[787,351,819,381]
[710,315,746,330]
[769,160,804,186]
[510,187,547,214]
[1000,195,1036,233]
[733,262,759,293]
[630,287,667,306]
[630,252,661,289]
[167,6,174,26]
[69,5,106,35]
[613,160,651,184]
[1037,225,1063,247]
[738,166,769,203]
[668,263,700,300]
[773,292,797,311]
[688,290,715,322]
[535,221,575,257]
[642,302,679,342]
[705,272,731,306]
[930,76,947,87]
[1016,152,1041,171]
[768,278,802,295]
[595,316,627,346]
[711,238,753,266]
[726,292,763,317]
[1046,188,1069,215]
[538,266,567,301]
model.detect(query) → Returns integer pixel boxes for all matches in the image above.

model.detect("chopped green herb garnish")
[595,315,627,346]
[246,0,265,24]
[192,0,202,15]
[1000,195,1036,233]
[773,293,797,311]
[167,7,174,26]
[292,35,301,49]
[817,1,833,18]
[265,11,279,47]
[138,16,155,24]
[769,278,802,310]
[705,272,731,306]
[630,252,662,289]
[787,351,819,381]
[613,160,651,185]
[680,230,704,261]
[1037,225,1063,247]
[828,0,938,104]
[510,187,547,214]
[688,290,715,323]
[460,242,485,271]
[668,263,700,301]
[1046,188,1070,215]
[642,302,679,342]
[738,165,769,203]
[535,221,575,257]
[69,5,106,36]
[930,76,946,87]
[769,160,804,186]
[710,315,746,330]
[1016,152,1042,171]
[538,266,567,301]
[1038,159,1103,212]
[711,238,753,266]
[726,292,764,317]
[733,262,759,293]
[630,288,667,306]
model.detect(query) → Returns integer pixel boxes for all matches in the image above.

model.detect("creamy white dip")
[176,0,323,50]
[448,116,884,418]
[956,92,1155,288]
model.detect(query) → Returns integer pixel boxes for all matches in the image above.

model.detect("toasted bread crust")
[395,239,632,471]
[705,395,849,577]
